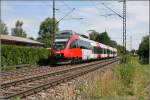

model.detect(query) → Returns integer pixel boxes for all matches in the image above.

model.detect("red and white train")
[51,30,117,64]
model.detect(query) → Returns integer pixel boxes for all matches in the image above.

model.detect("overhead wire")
[60,1,90,30]
[89,1,111,32]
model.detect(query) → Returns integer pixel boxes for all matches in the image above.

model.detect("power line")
[90,1,102,15]
[101,3,123,19]
[60,1,89,29]
[101,1,127,63]
[56,8,75,25]
[61,1,72,10]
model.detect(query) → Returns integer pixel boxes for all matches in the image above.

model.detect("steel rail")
[1,59,113,88]
[0,58,119,99]
[1,63,90,86]
[1,64,71,82]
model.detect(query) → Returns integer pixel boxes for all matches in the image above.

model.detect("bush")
[138,35,149,64]
[1,45,50,67]
[119,63,134,87]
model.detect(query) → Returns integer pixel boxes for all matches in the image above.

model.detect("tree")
[89,30,112,45]
[97,32,111,45]
[138,35,149,63]
[12,20,27,37]
[0,22,9,35]
[89,30,127,56]
[116,44,125,56]
[38,17,59,47]
[110,40,117,48]
[89,30,99,41]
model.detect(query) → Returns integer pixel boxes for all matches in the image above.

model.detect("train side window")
[107,49,110,54]
[98,48,103,54]
[107,49,108,54]
[93,47,96,53]
[102,48,104,54]
[104,49,107,54]
[103,49,105,54]
[93,47,99,54]
[78,40,91,50]
[100,48,103,54]
[109,50,111,54]
[70,39,77,48]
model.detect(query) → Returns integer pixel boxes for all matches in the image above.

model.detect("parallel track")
[1,60,102,83]
[1,60,104,88]
[0,58,119,99]
[1,64,72,82]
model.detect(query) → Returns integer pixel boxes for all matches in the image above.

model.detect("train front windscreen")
[54,41,68,50]
[54,31,72,50]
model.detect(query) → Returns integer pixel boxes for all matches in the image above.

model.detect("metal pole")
[123,0,127,63]
[122,0,126,63]
[52,0,55,49]
[122,1,124,63]
[101,2,127,63]
[124,0,127,63]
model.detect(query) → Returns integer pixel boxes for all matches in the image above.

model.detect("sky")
[1,1,149,50]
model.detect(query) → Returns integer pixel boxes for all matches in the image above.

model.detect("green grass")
[79,56,149,100]
[114,57,148,99]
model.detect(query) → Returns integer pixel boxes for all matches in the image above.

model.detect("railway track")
[1,60,104,86]
[1,64,72,83]
[0,58,119,99]
[1,60,102,83]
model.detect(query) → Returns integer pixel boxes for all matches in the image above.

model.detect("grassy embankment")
[80,57,149,100]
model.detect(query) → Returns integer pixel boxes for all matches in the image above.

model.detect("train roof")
[57,30,117,50]
[78,34,117,50]
[100,43,109,49]
[79,35,97,46]
[57,30,77,35]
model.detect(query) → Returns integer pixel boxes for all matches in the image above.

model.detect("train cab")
[52,30,74,58]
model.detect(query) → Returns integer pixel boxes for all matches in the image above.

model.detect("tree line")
[0,18,58,47]
[0,18,149,61]
[0,20,27,37]
[137,35,149,63]
[89,30,126,55]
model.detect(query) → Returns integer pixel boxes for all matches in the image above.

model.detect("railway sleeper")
[28,83,40,86]
[22,90,35,98]
[18,85,36,88]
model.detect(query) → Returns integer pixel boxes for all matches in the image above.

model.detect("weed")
[79,56,149,100]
